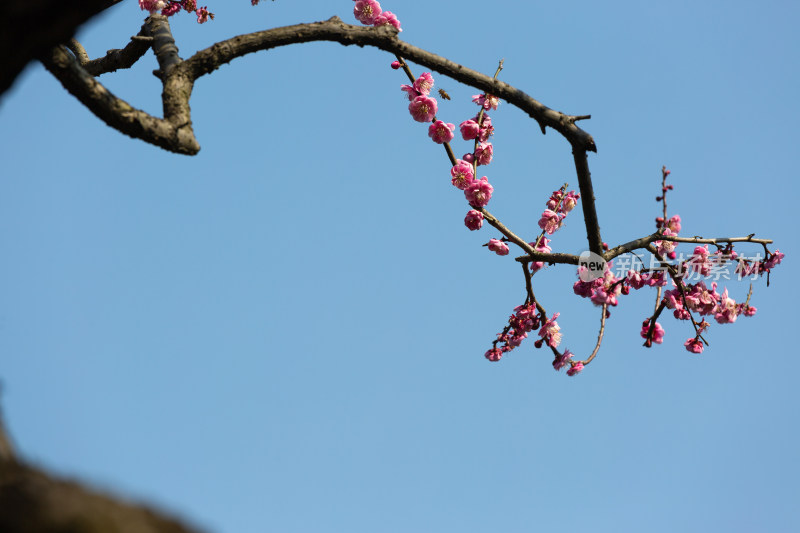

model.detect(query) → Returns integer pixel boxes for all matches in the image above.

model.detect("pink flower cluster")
[573,266,625,307]
[486,304,582,375]
[138,0,213,23]
[353,0,401,30]
[459,113,494,143]
[538,189,580,235]
[401,73,438,123]
[663,281,757,325]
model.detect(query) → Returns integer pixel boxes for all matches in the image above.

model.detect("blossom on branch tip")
[567,361,584,377]
[765,250,784,269]
[428,120,455,144]
[408,95,437,122]
[488,239,509,256]
[684,337,704,354]
[464,210,484,231]
[640,319,665,345]
[485,348,503,362]
[354,0,382,25]
[464,177,494,207]
[473,94,499,110]
[196,6,214,23]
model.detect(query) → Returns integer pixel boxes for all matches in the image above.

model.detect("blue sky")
[1,1,798,532]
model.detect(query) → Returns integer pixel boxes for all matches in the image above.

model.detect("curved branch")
[41,45,200,154]
[178,16,597,152]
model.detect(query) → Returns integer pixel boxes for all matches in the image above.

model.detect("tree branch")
[41,33,200,154]
[68,23,153,77]
[605,232,773,261]
[177,16,597,152]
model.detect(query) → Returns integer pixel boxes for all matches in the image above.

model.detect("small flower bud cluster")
[485,304,541,361]
[138,0,213,24]
[538,189,580,235]
[486,304,583,375]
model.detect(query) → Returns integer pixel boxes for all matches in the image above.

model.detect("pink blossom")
[529,236,551,274]
[688,245,713,276]
[740,304,757,317]
[655,229,677,256]
[627,270,647,290]
[488,238,509,256]
[561,191,580,214]
[485,348,503,362]
[513,304,540,332]
[464,210,484,231]
[640,319,665,344]
[684,337,704,354]
[464,177,494,207]
[196,6,213,23]
[373,10,401,31]
[764,249,784,269]
[139,0,167,12]
[472,94,499,110]
[354,0,381,24]
[684,281,719,315]
[428,120,455,144]
[538,209,563,235]
[663,288,683,311]
[552,349,573,371]
[459,120,480,140]
[183,0,197,12]
[666,215,682,233]
[538,312,562,348]
[474,142,493,165]
[573,278,594,298]
[567,361,584,377]
[450,160,475,190]
[590,270,622,307]
[462,153,475,164]
[507,333,526,348]
[408,95,437,122]
[646,270,669,287]
[713,288,738,324]
[400,84,418,100]
[413,72,434,95]
[162,2,181,16]
[390,60,401,70]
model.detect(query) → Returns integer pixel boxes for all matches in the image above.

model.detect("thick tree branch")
[41,42,200,155]
[177,16,597,152]
[572,148,604,255]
